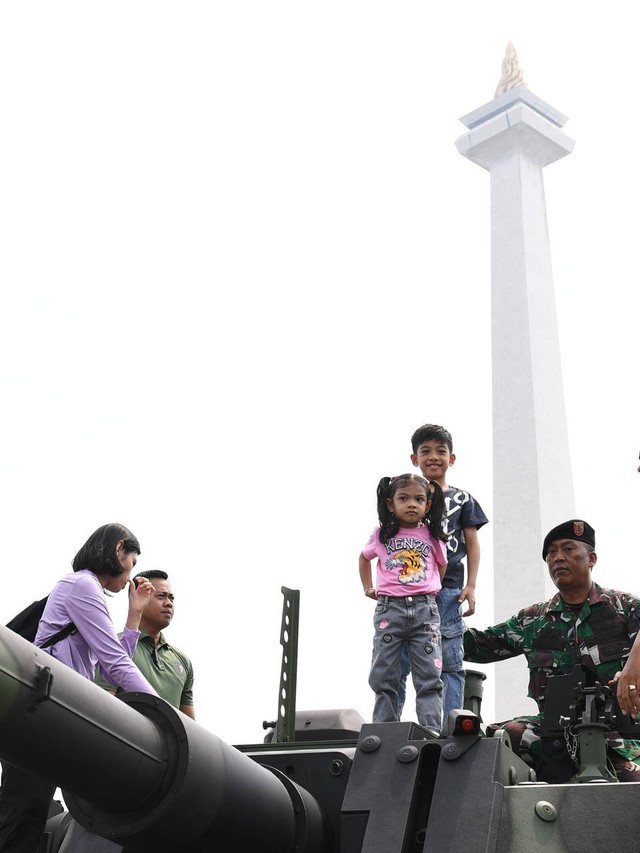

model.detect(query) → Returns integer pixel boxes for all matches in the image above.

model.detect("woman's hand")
[127,577,155,617]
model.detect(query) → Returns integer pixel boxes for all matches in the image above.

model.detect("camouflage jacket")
[463,583,640,710]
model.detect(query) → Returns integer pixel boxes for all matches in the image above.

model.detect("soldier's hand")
[610,667,640,719]
[459,585,476,616]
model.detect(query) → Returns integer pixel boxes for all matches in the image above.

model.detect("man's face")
[140,579,175,631]
[411,439,455,481]
[545,539,596,591]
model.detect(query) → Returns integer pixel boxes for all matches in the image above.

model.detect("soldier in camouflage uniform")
[464,519,640,781]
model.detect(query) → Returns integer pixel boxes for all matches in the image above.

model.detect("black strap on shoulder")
[39,623,78,650]
[6,597,49,640]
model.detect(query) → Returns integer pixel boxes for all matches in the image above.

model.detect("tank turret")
[3,605,640,852]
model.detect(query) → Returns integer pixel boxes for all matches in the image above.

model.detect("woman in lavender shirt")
[35,524,160,692]
[0,523,159,853]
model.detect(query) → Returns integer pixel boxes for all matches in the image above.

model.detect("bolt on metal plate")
[535,801,558,822]
[360,735,381,753]
[397,745,419,763]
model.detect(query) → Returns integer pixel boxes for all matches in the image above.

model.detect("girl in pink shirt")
[359,474,448,732]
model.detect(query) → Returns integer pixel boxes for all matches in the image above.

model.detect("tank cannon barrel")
[0,624,324,852]
[0,625,165,810]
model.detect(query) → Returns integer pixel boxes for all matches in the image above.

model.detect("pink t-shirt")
[362,526,447,597]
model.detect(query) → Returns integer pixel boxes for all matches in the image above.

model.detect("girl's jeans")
[368,593,443,732]
[397,587,465,721]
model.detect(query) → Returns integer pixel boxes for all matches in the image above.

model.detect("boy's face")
[411,439,455,482]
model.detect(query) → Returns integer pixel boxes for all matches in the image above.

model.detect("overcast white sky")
[1,2,639,742]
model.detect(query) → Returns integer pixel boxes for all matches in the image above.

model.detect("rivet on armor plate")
[361,735,381,753]
[397,745,419,763]
[534,801,557,822]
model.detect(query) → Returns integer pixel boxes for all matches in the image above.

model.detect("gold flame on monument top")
[495,42,527,98]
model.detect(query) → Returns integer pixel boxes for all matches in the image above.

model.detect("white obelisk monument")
[456,45,575,719]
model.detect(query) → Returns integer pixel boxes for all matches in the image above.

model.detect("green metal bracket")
[463,669,487,718]
[275,586,299,743]
[572,722,618,783]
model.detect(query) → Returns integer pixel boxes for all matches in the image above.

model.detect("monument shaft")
[457,85,575,718]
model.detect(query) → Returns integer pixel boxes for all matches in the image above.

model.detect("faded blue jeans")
[368,594,443,732]
[398,587,465,720]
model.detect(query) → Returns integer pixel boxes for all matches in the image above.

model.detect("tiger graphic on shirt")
[384,549,426,585]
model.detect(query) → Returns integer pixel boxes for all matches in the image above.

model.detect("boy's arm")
[459,526,480,616]
[359,553,377,600]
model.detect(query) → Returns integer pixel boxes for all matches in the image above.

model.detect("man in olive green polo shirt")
[95,570,195,718]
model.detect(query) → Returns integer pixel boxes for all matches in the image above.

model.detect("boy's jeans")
[368,594,443,732]
[398,587,465,721]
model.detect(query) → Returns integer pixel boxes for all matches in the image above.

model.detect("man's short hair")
[133,569,169,581]
[411,424,453,454]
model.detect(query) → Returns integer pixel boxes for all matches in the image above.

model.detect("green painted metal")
[275,586,299,743]
[571,723,617,783]
[463,669,487,719]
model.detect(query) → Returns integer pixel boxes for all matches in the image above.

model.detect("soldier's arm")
[179,659,196,720]
[463,614,524,663]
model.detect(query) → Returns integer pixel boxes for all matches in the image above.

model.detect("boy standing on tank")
[402,424,488,719]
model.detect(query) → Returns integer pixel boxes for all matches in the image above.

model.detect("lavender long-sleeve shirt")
[34,569,158,695]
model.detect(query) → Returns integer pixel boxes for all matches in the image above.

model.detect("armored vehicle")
[0,588,638,853]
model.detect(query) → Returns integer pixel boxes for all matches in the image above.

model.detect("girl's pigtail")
[376,477,399,544]
[424,480,447,542]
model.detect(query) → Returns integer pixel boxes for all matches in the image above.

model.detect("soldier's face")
[545,539,596,591]
[141,579,175,630]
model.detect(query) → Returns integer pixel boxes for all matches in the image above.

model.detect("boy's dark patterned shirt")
[463,583,640,710]
[440,486,488,589]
